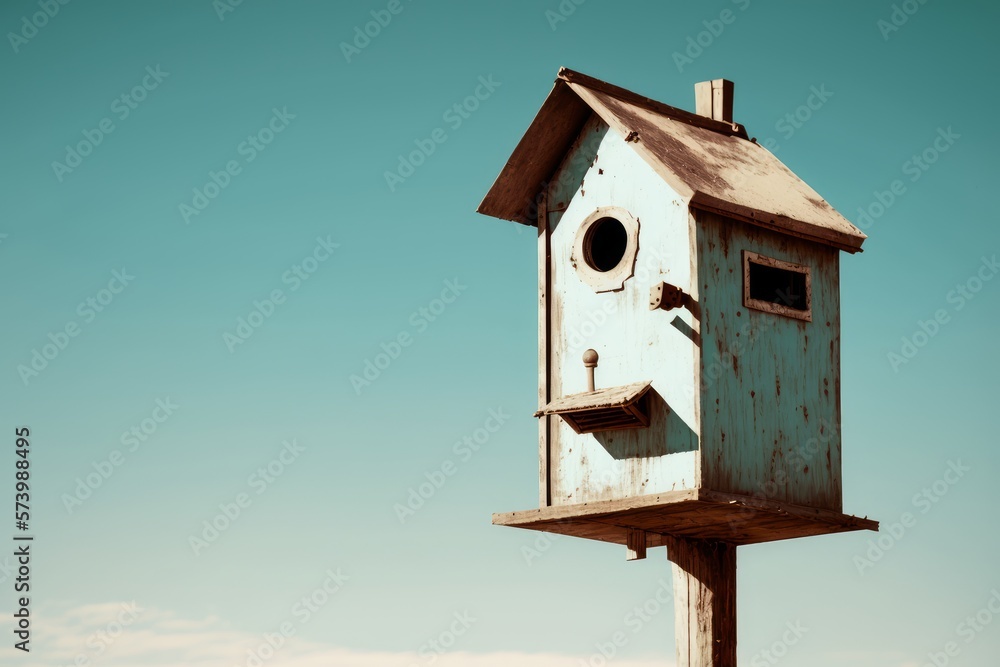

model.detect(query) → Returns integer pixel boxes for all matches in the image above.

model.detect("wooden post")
[665,537,737,667]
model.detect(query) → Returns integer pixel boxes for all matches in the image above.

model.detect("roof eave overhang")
[476,74,592,226]
[477,68,865,254]
[689,193,865,254]
[476,68,748,226]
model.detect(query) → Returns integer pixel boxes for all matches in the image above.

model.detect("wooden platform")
[493,488,878,547]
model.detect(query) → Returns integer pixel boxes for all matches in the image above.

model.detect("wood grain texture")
[697,210,843,511]
[568,83,864,252]
[741,250,813,322]
[666,537,736,667]
[626,528,647,561]
[477,75,592,226]
[477,67,866,253]
[535,380,652,415]
[492,488,877,546]
[538,190,552,507]
[545,117,700,505]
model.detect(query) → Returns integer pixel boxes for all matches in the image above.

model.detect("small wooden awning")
[535,381,652,434]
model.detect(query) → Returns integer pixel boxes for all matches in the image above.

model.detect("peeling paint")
[698,210,842,511]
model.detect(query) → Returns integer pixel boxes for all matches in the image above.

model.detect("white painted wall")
[546,117,700,504]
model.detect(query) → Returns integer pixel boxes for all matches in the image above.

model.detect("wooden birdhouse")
[477,69,878,666]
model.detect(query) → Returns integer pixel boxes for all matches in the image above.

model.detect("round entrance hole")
[583,217,628,272]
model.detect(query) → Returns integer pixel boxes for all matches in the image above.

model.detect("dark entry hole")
[748,261,808,310]
[584,217,628,272]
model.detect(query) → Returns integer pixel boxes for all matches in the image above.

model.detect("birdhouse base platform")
[493,488,877,547]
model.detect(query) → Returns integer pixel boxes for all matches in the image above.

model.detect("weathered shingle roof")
[478,68,866,253]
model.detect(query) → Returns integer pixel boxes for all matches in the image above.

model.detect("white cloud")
[22,602,671,667]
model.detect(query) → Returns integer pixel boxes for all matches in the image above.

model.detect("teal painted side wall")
[696,211,843,511]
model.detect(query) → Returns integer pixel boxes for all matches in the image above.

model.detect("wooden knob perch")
[583,349,599,392]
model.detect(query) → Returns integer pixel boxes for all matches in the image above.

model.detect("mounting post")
[665,536,737,667]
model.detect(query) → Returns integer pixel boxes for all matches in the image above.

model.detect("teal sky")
[2,1,998,665]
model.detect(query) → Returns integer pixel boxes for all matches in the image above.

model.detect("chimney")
[695,79,734,123]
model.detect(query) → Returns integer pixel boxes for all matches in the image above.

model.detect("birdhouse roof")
[477,68,866,253]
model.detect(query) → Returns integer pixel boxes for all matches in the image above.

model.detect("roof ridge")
[557,67,748,140]
[478,68,864,252]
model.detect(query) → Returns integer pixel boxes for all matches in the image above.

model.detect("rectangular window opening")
[743,251,812,321]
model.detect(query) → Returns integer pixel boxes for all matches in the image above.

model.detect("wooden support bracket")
[626,528,647,561]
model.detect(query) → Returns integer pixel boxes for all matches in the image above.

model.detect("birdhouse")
[478,69,878,554]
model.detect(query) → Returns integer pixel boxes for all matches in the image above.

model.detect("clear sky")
[1,1,998,665]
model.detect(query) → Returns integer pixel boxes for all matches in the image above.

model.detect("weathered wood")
[741,250,813,322]
[665,537,736,667]
[712,79,734,123]
[535,380,652,435]
[694,79,734,124]
[558,68,746,138]
[694,81,713,119]
[545,116,700,505]
[492,488,878,546]
[539,190,551,507]
[536,380,653,415]
[477,67,866,252]
[626,528,647,561]
[697,211,842,511]
[567,81,864,252]
[477,74,593,226]
[689,193,861,254]
[478,67,875,667]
